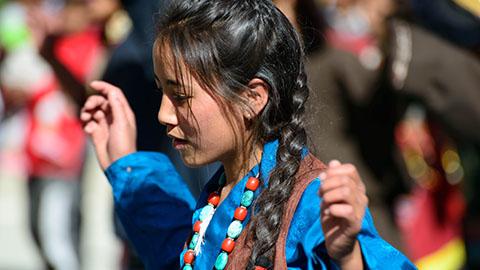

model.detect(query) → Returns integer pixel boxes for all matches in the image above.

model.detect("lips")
[172,137,189,149]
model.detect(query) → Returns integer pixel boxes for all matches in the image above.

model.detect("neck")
[222,143,263,188]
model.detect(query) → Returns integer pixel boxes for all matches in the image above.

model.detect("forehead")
[153,39,197,83]
[153,39,176,77]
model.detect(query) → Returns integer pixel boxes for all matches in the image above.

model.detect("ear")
[242,78,269,120]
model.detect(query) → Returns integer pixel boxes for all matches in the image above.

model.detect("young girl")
[81,0,415,269]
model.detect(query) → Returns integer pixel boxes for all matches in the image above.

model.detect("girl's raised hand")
[319,160,368,269]
[81,81,137,170]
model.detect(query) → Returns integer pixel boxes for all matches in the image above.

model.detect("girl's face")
[153,45,246,167]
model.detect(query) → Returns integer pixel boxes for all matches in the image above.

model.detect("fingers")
[328,160,342,168]
[81,95,108,122]
[83,112,111,170]
[321,176,368,214]
[89,81,136,126]
[82,94,111,169]
[89,80,118,95]
[81,81,137,171]
[322,181,356,204]
[319,160,368,229]
[83,110,108,143]
[322,204,355,221]
[320,161,365,192]
[93,109,107,122]
[83,119,98,134]
[319,175,356,196]
[320,171,369,208]
[319,161,368,262]
[92,111,111,170]
[82,95,108,111]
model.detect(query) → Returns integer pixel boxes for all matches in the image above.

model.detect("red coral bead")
[184,250,195,264]
[246,177,260,191]
[208,192,220,206]
[234,207,247,221]
[193,221,202,233]
[255,267,267,270]
[221,238,235,253]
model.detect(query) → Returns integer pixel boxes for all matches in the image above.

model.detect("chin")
[180,153,215,168]
[181,156,206,168]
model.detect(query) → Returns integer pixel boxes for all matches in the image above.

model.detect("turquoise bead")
[214,251,229,269]
[183,265,193,270]
[218,173,226,186]
[227,220,243,239]
[189,233,199,249]
[199,204,214,221]
[241,190,254,207]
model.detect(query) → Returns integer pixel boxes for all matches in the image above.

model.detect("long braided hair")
[155,0,309,267]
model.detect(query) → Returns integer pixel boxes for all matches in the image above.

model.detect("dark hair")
[155,0,309,267]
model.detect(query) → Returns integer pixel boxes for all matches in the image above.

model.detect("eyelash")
[156,86,190,101]
[172,93,192,102]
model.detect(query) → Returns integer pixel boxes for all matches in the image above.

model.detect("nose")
[158,94,178,127]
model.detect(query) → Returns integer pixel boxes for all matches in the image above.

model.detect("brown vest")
[225,154,326,269]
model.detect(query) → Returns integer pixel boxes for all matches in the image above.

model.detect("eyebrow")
[154,74,181,87]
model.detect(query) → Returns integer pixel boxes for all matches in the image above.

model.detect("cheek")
[195,112,227,145]
[189,105,236,148]
[175,105,217,142]
[201,115,245,159]
[176,110,197,137]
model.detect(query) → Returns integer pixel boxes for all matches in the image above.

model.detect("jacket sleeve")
[105,151,196,270]
[293,180,417,269]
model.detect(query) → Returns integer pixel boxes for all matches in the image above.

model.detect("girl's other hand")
[319,160,368,269]
[81,81,137,170]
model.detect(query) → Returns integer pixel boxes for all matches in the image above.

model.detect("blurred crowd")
[0,0,479,269]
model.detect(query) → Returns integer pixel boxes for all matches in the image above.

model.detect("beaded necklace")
[182,173,261,270]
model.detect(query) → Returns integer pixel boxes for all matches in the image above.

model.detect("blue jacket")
[105,141,416,269]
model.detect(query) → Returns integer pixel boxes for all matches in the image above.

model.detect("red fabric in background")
[25,27,101,179]
[25,78,85,179]
[396,186,465,261]
[54,27,102,82]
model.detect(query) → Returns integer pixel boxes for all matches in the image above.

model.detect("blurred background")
[0,0,479,269]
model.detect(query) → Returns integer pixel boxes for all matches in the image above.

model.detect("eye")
[172,92,192,102]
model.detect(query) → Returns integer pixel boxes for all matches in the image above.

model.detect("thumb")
[106,88,130,127]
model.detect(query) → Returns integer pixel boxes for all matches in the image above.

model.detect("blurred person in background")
[0,0,122,269]
[0,0,79,269]
[26,1,130,269]
[404,1,480,268]
[0,2,58,269]
[0,4,39,268]
[303,0,480,269]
